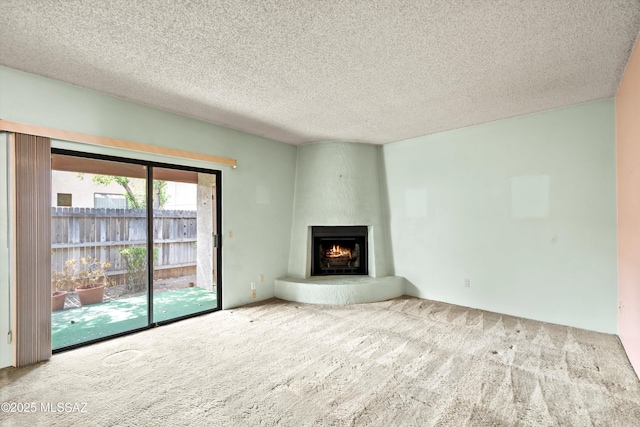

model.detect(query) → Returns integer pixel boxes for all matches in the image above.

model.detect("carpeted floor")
[1,296,639,426]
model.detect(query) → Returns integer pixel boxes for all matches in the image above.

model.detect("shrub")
[119,247,159,293]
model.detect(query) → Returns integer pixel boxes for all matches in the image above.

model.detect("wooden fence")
[51,207,197,284]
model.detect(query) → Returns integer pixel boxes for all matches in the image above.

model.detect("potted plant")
[51,258,76,311]
[51,282,67,312]
[52,257,114,306]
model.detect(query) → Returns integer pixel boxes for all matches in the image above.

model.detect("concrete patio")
[52,287,217,350]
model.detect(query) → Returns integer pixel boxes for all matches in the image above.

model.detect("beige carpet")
[1,297,639,426]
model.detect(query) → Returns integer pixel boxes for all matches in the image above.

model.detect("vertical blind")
[14,133,51,366]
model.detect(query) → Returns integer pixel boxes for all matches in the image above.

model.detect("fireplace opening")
[311,226,368,276]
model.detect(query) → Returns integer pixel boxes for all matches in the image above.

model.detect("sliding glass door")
[51,154,150,349]
[151,168,218,323]
[51,150,221,351]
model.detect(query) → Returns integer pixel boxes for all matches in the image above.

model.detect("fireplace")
[311,226,368,276]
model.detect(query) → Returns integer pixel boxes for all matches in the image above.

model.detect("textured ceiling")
[1,1,639,145]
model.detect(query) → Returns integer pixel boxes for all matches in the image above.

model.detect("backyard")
[52,275,217,349]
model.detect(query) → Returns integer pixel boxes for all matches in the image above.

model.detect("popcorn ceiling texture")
[0,1,639,145]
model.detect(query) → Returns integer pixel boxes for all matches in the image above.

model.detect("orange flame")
[326,244,352,259]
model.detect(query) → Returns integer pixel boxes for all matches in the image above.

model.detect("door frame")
[51,148,222,353]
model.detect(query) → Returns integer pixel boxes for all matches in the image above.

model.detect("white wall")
[0,66,297,367]
[163,181,197,210]
[383,99,618,333]
[51,171,198,210]
[51,171,129,207]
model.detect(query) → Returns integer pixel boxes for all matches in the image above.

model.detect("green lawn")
[52,287,217,350]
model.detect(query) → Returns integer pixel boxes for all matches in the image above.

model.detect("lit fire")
[325,244,353,259]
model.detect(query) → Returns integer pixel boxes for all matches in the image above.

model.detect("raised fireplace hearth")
[311,226,368,276]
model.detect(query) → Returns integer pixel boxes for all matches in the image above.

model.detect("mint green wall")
[382,100,618,333]
[0,66,297,368]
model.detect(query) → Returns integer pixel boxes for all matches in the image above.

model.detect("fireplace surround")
[276,142,404,305]
[311,226,368,276]
[286,142,390,278]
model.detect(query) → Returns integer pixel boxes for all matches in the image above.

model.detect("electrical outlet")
[228,230,233,238]
[251,282,256,290]
[259,274,264,283]
[251,290,256,298]
[464,279,470,288]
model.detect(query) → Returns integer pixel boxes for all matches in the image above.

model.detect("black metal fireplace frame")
[311,226,368,276]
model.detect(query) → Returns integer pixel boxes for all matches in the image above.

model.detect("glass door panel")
[51,154,149,350]
[151,167,217,323]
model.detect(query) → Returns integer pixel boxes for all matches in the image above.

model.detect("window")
[94,193,127,209]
